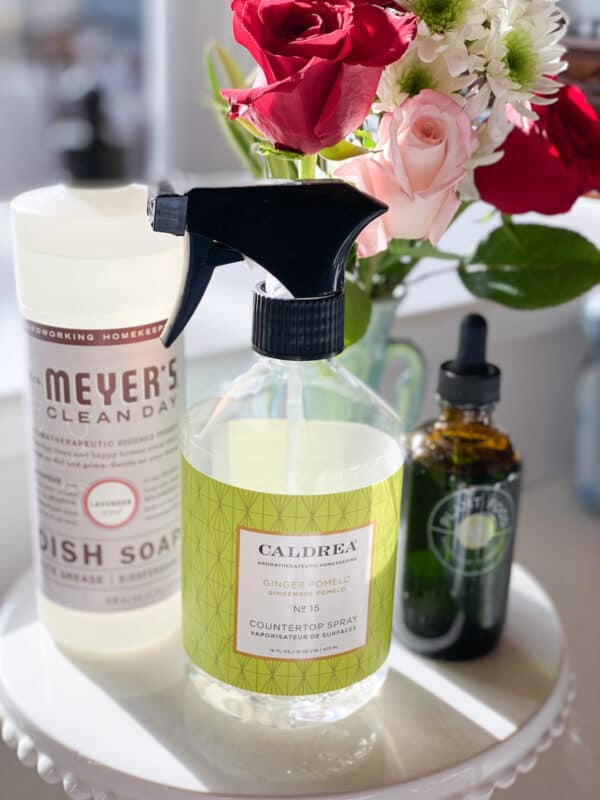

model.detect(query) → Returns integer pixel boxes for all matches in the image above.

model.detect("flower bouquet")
[208,0,600,343]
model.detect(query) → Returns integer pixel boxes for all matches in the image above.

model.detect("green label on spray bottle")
[182,459,403,696]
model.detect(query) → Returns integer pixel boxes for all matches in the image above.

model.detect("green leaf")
[237,117,264,139]
[216,112,264,179]
[264,155,297,180]
[477,207,499,224]
[345,280,372,347]
[211,42,247,89]
[256,142,302,161]
[380,239,461,263]
[353,129,377,149]
[205,44,264,178]
[460,224,600,309]
[206,45,227,107]
[321,140,370,160]
[362,249,414,284]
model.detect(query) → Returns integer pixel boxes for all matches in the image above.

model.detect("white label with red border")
[84,479,140,529]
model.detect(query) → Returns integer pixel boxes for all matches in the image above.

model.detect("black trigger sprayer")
[148,180,386,357]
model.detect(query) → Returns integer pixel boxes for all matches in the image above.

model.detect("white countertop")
[0,449,598,798]
[0,565,573,800]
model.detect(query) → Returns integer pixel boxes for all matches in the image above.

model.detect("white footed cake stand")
[0,565,573,800]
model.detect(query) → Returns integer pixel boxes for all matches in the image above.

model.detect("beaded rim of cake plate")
[0,669,575,800]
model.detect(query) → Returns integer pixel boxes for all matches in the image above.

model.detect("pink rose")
[336,90,477,257]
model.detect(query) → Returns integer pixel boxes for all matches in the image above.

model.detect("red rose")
[222,0,416,155]
[476,85,600,215]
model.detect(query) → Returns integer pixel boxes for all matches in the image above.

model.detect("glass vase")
[339,287,425,431]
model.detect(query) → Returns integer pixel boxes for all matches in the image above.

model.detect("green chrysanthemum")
[483,2,566,122]
[411,0,470,35]
[503,28,538,89]
[399,63,436,96]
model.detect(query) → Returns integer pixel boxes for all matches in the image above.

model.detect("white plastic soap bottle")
[11,184,185,654]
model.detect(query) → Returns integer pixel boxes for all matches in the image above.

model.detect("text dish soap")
[11,185,185,655]
[150,181,404,727]
[396,315,521,660]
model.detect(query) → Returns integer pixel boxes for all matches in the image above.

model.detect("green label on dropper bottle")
[182,459,403,696]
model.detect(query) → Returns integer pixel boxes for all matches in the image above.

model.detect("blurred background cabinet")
[1,0,600,200]
[0,0,239,200]
[564,0,600,113]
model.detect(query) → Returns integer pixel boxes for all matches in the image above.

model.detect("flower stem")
[391,239,463,263]
[406,264,461,286]
[266,155,292,180]
[299,155,318,180]
[411,241,463,262]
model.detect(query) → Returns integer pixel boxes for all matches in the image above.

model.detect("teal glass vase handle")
[384,337,426,432]
[339,293,426,431]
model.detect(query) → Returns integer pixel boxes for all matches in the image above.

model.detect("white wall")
[144,0,248,179]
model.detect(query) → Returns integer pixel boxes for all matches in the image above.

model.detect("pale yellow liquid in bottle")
[184,417,404,727]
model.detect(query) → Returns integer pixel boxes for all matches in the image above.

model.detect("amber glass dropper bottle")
[395,314,521,660]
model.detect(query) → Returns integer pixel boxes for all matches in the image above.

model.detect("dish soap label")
[26,319,184,613]
[182,460,402,696]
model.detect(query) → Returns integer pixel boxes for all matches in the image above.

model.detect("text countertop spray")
[149,181,405,728]
[11,185,185,655]
[396,315,522,660]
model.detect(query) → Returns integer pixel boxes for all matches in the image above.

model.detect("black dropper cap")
[437,314,501,407]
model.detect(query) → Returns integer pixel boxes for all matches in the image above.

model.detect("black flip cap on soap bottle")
[437,314,501,407]
[148,181,387,360]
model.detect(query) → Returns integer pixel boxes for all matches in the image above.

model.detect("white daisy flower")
[482,0,568,118]
[397,0,489,77]
[375,47,473,113]
[369,0,568,202]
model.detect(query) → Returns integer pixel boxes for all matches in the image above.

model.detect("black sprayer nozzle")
[148,181,387,356]
[438,314,501,407]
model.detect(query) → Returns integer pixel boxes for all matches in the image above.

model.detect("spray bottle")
[150,181,405,727]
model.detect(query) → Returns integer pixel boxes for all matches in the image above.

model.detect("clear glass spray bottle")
[150,181,404,727]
